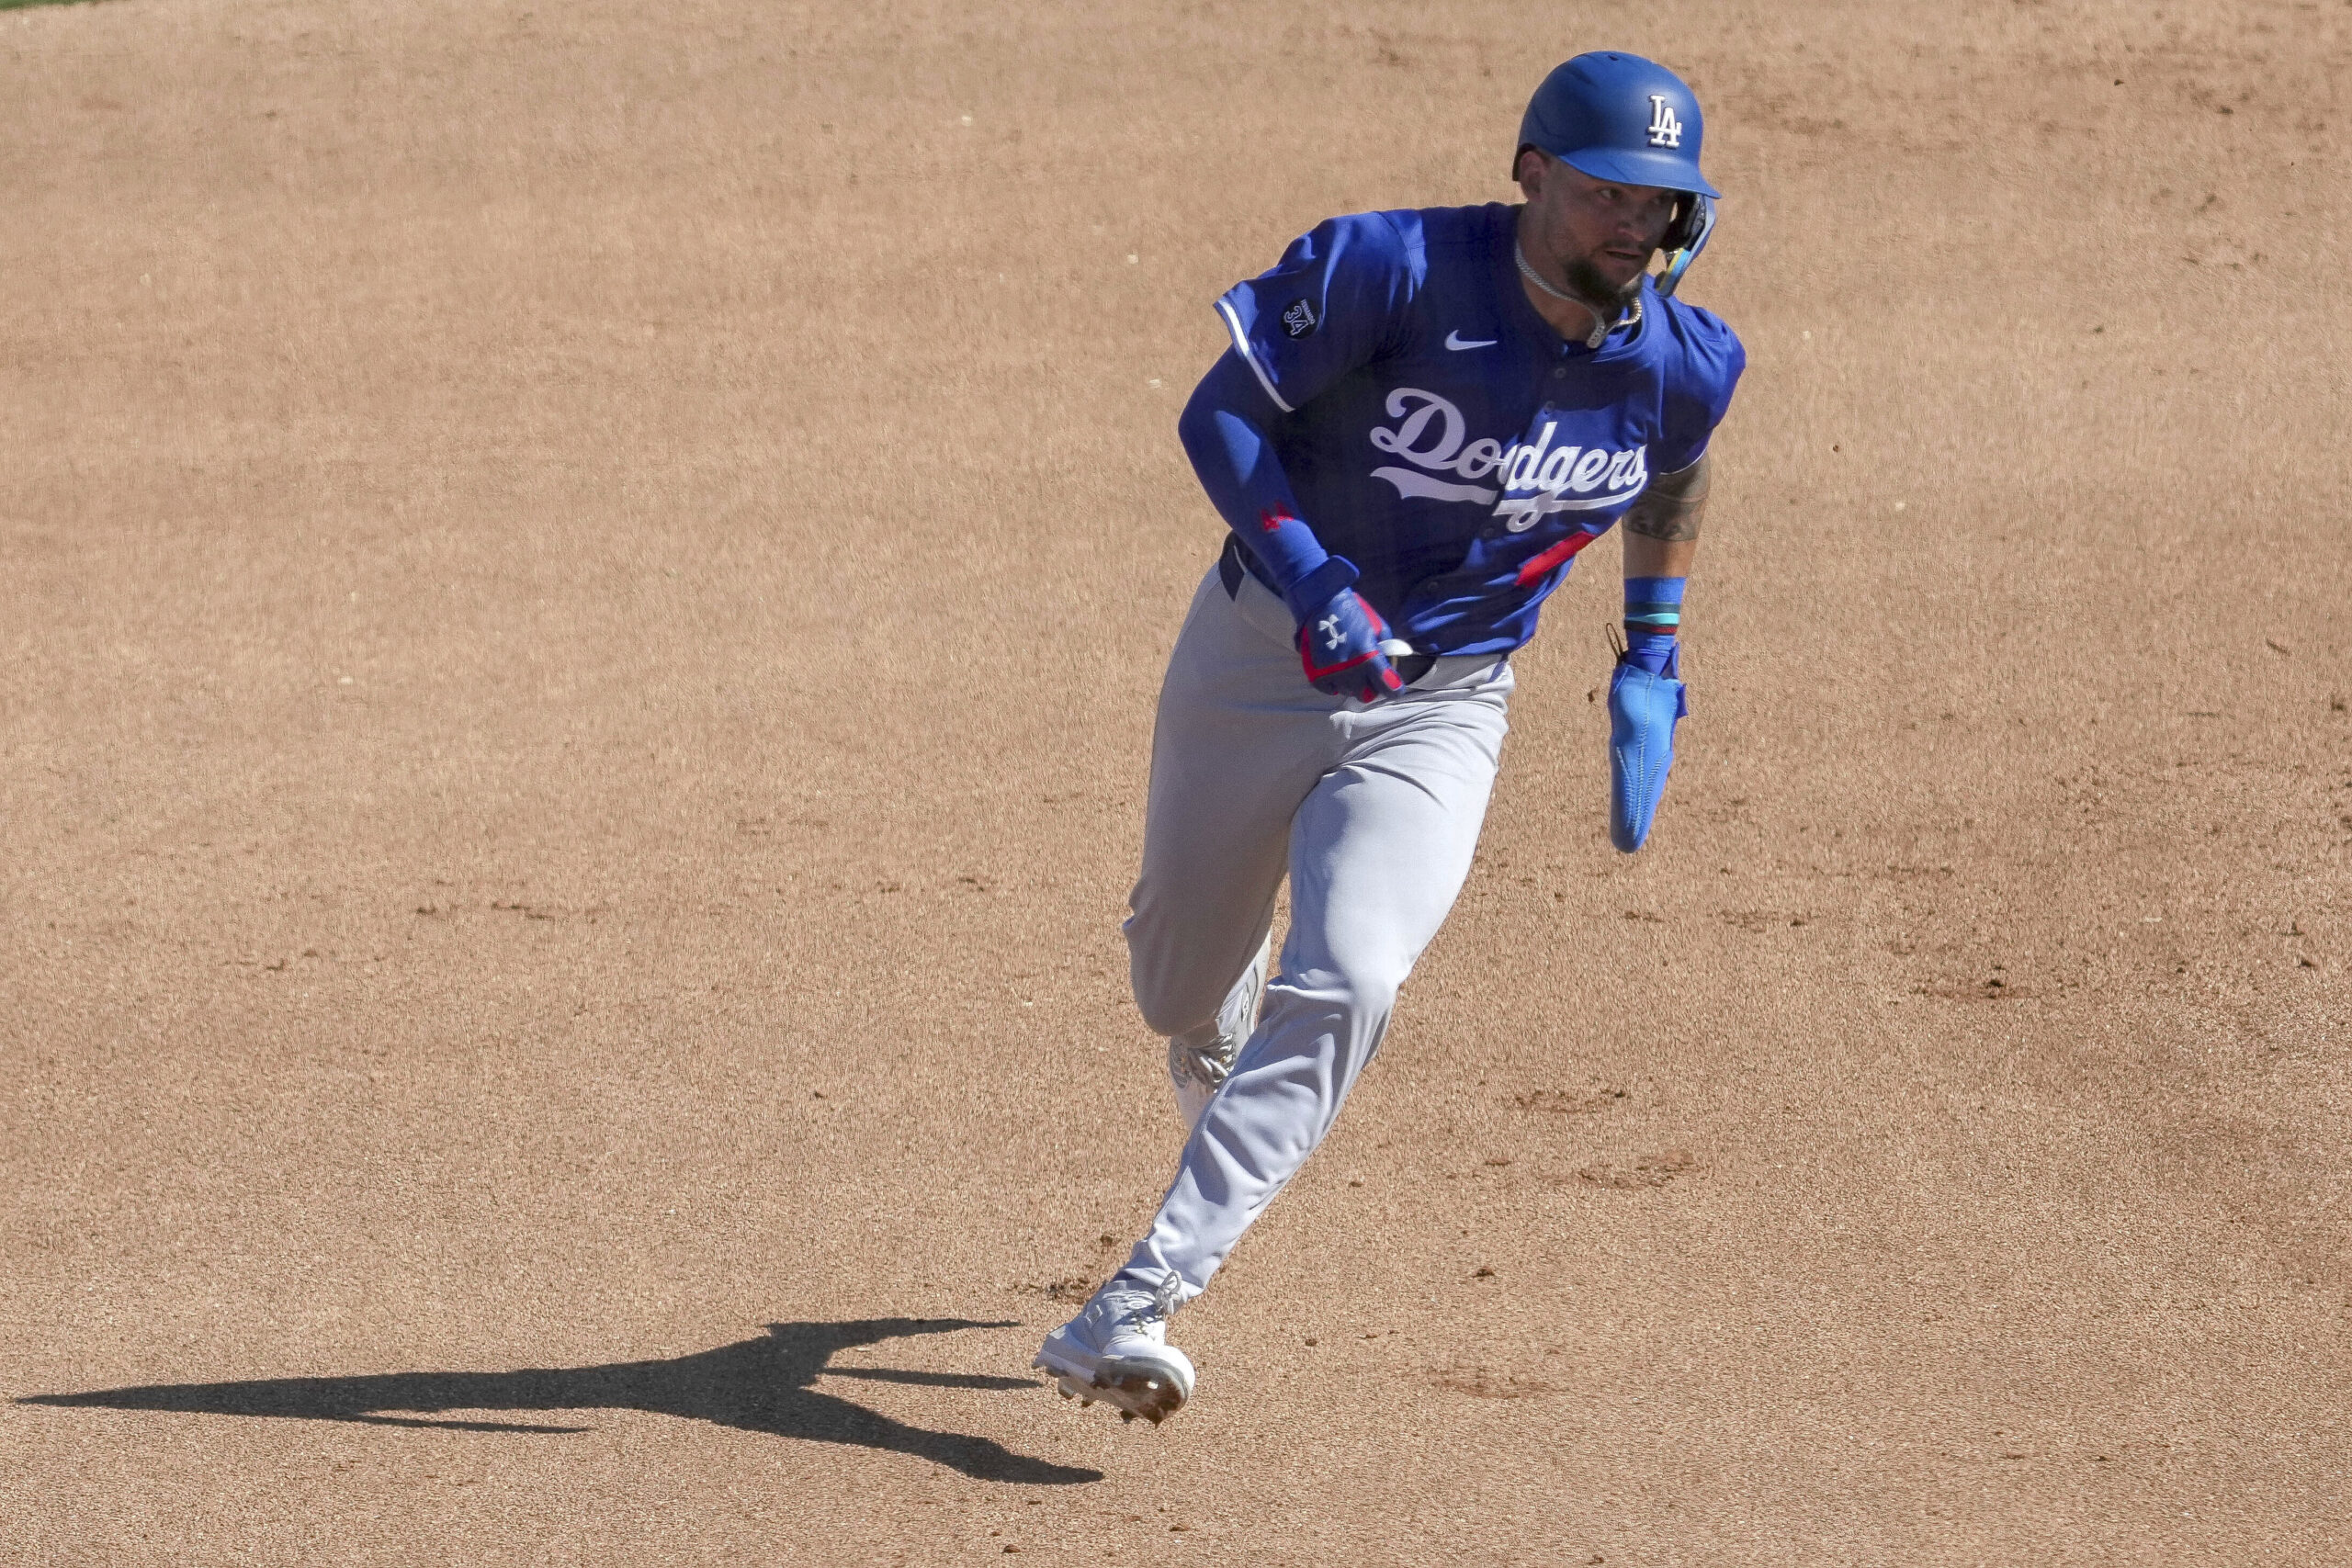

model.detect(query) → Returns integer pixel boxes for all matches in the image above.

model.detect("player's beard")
[1560,250,1647,317]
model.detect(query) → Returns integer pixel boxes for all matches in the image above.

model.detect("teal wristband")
[1624,575,1687,628]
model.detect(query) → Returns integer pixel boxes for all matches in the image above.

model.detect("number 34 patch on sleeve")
[1281,299,1319,338]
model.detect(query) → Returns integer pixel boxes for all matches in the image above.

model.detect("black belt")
[1219,537,1437,686]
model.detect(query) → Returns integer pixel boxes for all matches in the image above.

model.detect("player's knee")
[1133,987,1194,1039]
[1125,912,1251,1038]
[1331,970,1401,1025]
[1276,961,1403,1026]
[1127,940,1207,1037]
[1131,967,1223,1039]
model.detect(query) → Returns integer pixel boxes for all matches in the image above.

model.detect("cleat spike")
[1034,1277,1196,1427]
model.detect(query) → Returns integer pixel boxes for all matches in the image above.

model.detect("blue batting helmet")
[1517,52,1719,199]
[1518,52,1721,297]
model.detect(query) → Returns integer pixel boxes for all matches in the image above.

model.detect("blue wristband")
[1623,576,1686,676]
[1623,575,1687,628]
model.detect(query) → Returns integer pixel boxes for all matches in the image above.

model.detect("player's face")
[1519,152,1679,300]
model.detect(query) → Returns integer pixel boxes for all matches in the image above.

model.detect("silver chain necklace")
[1514,241,1641,348]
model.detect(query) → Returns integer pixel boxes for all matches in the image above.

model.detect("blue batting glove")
[1296,588,1406,704]
[1607,649,1689,852]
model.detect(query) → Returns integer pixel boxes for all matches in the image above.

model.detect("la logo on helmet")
[1645,94,1683,148]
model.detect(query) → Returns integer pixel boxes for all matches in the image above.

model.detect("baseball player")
[1036,52,1745,1425]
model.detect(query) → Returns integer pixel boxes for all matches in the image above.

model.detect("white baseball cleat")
[1166,935,1272,1129]
[1033,1274,1193,1426]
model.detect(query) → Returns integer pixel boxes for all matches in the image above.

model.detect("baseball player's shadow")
[18,1317,1100,1485]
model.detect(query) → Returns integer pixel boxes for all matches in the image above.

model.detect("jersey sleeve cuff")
[1213,296,1297,415]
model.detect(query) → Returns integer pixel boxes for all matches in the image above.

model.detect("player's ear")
[1513,145,1546,197]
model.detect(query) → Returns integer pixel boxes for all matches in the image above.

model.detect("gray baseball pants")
[1119,563,1513,1303]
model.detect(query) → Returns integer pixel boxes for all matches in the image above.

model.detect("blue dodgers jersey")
[1213,203,1745,656]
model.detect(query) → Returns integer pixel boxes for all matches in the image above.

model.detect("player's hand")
[1606,651,1689,852]
[1296,589,1407,703]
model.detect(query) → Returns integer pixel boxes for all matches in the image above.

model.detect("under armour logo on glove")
[1297,589,1405,705]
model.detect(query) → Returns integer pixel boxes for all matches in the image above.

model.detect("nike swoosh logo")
[1444,331,1498,351]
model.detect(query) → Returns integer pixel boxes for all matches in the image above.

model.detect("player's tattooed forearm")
[1623,454,1711,542]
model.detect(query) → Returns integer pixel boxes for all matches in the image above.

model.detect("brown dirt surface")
[4,0,2347,1562]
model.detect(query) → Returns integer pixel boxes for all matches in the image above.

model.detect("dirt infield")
[3,0,2346,1562]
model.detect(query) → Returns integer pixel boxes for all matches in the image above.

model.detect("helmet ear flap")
[1655,192,1716,299]
[1661,196,1697,254]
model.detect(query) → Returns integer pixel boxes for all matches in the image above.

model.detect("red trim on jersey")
[1513,526,1606,587]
